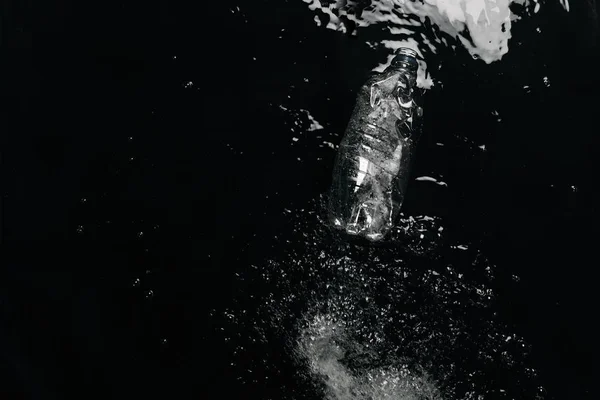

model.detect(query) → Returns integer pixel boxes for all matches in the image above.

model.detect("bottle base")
[329,216,392,245]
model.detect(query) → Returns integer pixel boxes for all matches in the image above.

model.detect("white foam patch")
[298,314,443,400]
[302,0,566,88]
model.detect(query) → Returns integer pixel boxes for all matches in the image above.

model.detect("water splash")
[302,0,570,88]
[215,198,545,400]
[298,314,443,400]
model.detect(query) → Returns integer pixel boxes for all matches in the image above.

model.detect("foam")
[302,0,569,88]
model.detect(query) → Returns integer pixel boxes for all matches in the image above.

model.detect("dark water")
[2,0,599,399]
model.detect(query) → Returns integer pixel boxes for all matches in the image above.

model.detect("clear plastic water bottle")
[327,47,424,242]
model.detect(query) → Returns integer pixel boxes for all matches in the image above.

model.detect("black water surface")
[2,0,599,399]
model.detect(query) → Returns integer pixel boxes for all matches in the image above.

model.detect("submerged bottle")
[327,47,424,242]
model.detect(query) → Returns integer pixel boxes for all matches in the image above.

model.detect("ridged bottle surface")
[328,48,424,242]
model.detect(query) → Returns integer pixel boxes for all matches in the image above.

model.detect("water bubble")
[542,76,550,87]
[80,198,87,203]
[215,197,544,399]
[137,231,144,238]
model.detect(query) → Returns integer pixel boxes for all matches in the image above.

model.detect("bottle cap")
[392,47,419,69]
[395,47,418,59]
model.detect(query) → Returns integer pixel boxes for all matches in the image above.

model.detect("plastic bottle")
[327,47,424,242]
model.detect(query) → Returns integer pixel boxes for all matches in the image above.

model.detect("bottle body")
[327,48,424,242]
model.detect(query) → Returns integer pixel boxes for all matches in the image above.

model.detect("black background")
[2,0,599,399]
